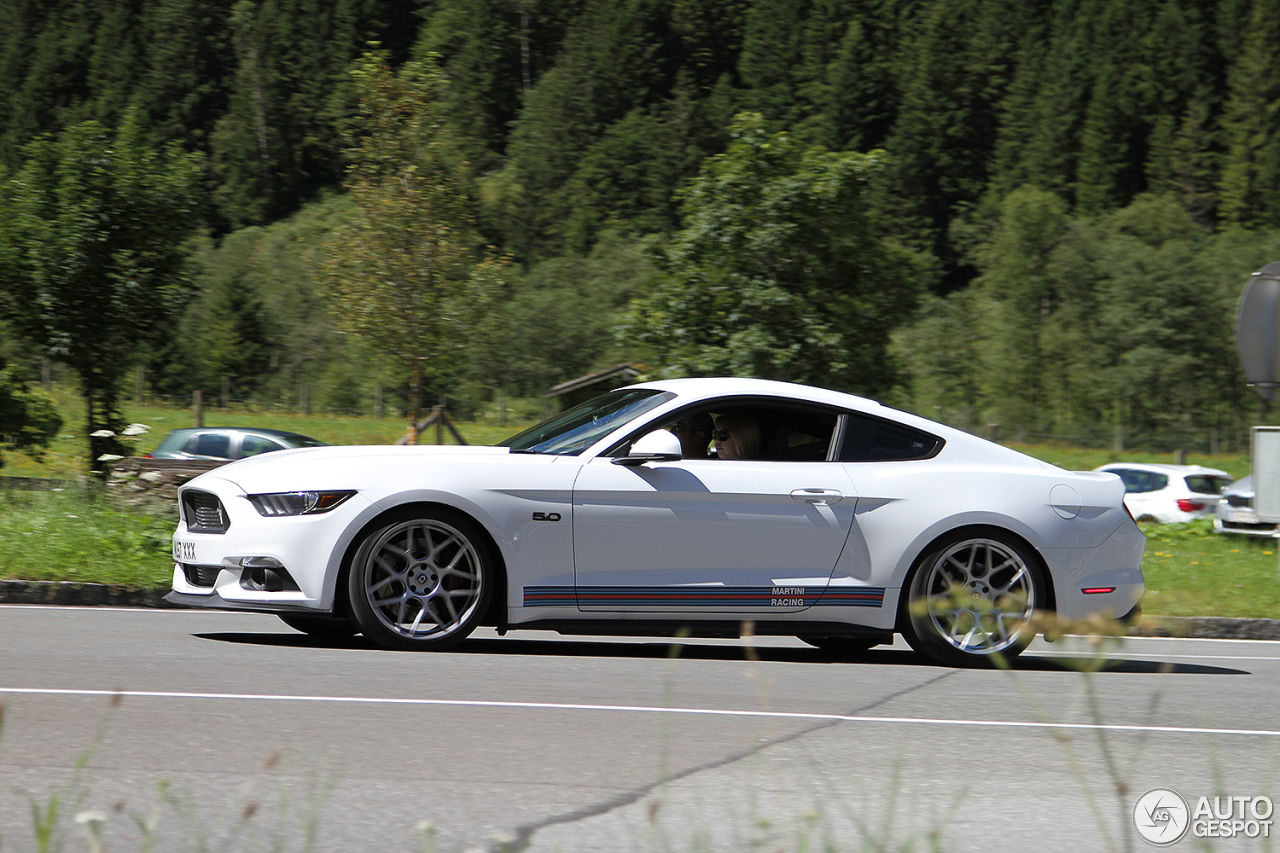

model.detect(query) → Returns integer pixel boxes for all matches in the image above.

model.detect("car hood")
[185,444,526,493]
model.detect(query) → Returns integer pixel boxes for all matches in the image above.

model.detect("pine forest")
[3,0,1280,454]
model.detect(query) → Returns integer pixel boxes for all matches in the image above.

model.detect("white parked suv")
[1094,462,1233,523]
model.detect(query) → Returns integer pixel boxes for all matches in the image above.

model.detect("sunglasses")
[711,429,732,441]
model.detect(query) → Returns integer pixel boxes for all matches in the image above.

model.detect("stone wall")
[106,457,227,512]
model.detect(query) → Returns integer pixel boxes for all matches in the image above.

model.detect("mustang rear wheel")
[902,532,1044,668]
[347,509,493,651]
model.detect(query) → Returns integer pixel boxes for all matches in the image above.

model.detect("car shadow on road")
[193,632,1249,675]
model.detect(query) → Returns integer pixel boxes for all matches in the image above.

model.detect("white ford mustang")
[166,378,1145,666]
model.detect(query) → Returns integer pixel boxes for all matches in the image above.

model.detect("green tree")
[971,185,1070,432]
[320,54,503,441]
[210,0,419,229]
[498,0,680,261]
[622,112,921,394]
[473,230,652,398]
[0,359,62,469]
[1218,1,1280,226]
[0,110,202,471]
[882,0,1023,285]
[170,195,360,410]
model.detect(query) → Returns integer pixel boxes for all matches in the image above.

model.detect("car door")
[570,404,857,614]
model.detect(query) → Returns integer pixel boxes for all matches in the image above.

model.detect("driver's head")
[670,412,713,457]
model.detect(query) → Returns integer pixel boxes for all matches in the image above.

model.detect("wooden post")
[194,390,204,427]
[221,376,230,409]
[374,386,383,419]
[135,365,145,404]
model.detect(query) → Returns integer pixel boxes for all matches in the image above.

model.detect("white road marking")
[0,687,1277,738]
[1028,651,1280,662]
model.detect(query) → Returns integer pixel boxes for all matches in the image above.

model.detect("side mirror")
[612,430,683,466]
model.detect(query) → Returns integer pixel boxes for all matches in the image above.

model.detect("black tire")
[901,530,1046,668]
[346,508,494,651]
[798,635,880,655]
[277,613,358,639]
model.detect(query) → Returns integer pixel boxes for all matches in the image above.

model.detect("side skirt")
[516,618,894,643]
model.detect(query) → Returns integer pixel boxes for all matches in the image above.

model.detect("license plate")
[173,538,197,562]
[1227,511,1255,523]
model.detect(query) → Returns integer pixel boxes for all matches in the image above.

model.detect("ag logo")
[532,512,562,522]
[1134,788,1190,845]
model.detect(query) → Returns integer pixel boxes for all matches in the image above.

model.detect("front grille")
[181,563,222,587]
[1227,494,1253,508]
[182,490,229,534]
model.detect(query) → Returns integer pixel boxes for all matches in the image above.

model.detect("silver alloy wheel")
[360,518,485,642]
[915,537,1037,656]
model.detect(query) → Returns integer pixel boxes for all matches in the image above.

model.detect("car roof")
[1094,461,1231,478]
[163,427,316,439]
[627,376,943,432]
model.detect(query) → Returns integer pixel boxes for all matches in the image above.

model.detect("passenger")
[712,411,760,460]
[669,412,714,459]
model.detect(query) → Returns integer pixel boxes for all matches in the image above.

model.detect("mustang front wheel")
[902,532,1044,667]
[347,509,493,651]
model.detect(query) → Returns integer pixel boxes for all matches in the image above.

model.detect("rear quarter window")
[241,435,286,457]
[839,413,942,462]
[1185,475,1231,494]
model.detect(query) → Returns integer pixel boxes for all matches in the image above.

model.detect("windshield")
[498,389,674,455]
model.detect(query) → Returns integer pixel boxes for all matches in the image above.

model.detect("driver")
[668,412,714,458]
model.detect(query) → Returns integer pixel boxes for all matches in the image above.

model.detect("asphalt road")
[1,606,1277,853]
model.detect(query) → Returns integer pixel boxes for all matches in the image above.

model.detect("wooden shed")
[545,363,643,410]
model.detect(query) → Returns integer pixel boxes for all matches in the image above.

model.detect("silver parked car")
[146,427,327,461]
[1214,476,1280,537]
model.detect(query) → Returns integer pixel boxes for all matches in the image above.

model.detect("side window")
[1114,470,1167,493]
[185,432,231,458]
[684,402,839,461]
[759,408,838,461]
[241,435,285,457]
[839,413,942,462]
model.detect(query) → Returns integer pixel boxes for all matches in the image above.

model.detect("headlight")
[248,491,356,516]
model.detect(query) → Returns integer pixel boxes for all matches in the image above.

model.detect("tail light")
[1176,498,1205,513]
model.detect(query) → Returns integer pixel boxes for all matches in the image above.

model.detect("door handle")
[791,488,844,505]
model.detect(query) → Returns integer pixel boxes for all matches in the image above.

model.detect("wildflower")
[122,423,150,436]
[75,810,108,853]
[90,429,115,438]
[97,454,124,463]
